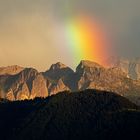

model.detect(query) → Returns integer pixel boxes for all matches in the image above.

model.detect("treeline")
[0,89,140,140]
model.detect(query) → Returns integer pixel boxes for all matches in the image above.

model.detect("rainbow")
[63,15,111,66]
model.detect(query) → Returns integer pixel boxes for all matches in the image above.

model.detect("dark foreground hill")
[0,89,140,140]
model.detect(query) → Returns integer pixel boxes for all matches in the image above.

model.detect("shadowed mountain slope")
[0,89,139,140]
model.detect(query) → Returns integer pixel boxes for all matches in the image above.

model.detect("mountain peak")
[44,62,74,81]
[0,65,24,75]
[77,60,103,69]
[23,68,38,73]
[50,62,68,70]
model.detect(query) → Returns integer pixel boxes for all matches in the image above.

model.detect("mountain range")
[0,60,140,105]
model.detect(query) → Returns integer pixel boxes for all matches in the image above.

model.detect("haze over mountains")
[0,59,140,105]
[108,57,140,80]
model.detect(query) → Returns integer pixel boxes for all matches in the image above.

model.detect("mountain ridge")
[0,65,24,75]
[0,60,140,104]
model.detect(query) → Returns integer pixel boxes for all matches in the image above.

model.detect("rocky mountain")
[43,62,73,95]
[0,60,140,103]
[30,74,48,99]
[0,68,47,100]
[43,62,74,81]
[0,65,24,75]
[117,58,140,80]
[107,57,140,80]
[66,60,140,98]
[0,89,139,140]
[48,79,70,95]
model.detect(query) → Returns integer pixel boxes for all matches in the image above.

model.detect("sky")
[0,0,140,71]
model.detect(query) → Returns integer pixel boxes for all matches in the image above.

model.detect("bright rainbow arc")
[63,15,111,66]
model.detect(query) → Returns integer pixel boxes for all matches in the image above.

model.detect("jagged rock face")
[16,82,30,100]
[30,74,48,99]
[118,59,130,75]
[49,79,70,95]
[75,60,139,96]
[0,68,49,100]
[77,60,103,70]
[0,65,24,75]
[117,58,140,80]
[5,68,38,94]
[16,68,38,85]
[0,68,39,100]
[107,57,140,80]
[44,62,74,81]
[0,60,140,101]
[128,60,140,80]
[76,60,105,90]
[6,89,15,101]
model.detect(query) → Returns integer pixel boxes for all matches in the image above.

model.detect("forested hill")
[0,89,140,140]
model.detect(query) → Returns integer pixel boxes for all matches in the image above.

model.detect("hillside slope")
[0,89,139,140]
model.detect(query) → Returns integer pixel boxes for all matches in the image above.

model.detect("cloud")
[0,0,140,70]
